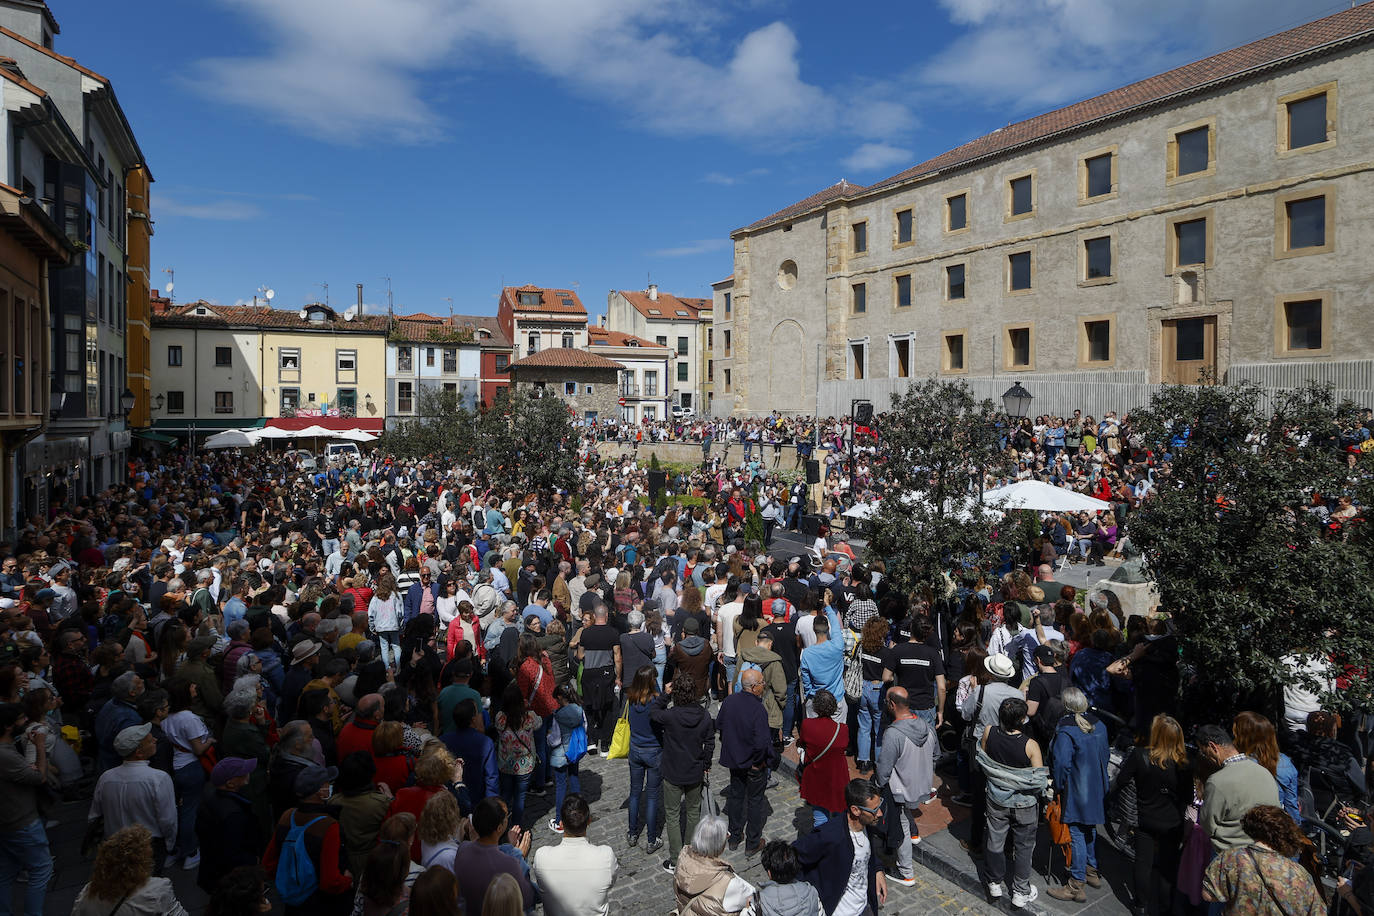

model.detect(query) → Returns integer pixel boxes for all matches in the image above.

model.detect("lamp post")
[119,388,136,417]
[978,383,1034,502]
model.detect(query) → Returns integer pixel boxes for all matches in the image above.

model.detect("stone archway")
[768,320,807,411]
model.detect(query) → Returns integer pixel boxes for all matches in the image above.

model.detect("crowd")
[0,402,1368,916]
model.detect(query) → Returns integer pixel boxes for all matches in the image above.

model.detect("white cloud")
[702,168,770,186]
[650,238,730,258]
[922,0,1321,113]
[842,143,913,173]
[193,0,914,145]
[156,195,261,221]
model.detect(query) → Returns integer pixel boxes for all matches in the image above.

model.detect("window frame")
[851,281,867,315]
[1166,116,1217,184]
[1005,249,1034,295]
[850,219,868,256]
[847,338,868,381]
[1165,209,1215,272]
[944,262,967,302]
[893,207,914,249]
[279,348,301,382]
[167,344,183,367]
[396,346,413,372]
[944,190,970,235]
[336,348,358,383]
[676,361,689,383]
[1273,291,1332,357]
[214,390,234,414]
[166,390,185,414]
[1274,186,1334,259]
[889,334,913,379]
[1078,145,1118,204]
[1002,323,1036,372]
[280,387,300,413]
[893,273,913,309]
[1077,314,1117,367]
[1080,232,1117,286]
[336,388,357,412]
[941,330,967,375]
[563,381,578,396]
[1277,82,1337,156]
[1005,169,1037,222]
[214,346,232,368]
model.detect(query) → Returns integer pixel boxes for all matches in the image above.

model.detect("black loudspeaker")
[647,470,667,499]
[801,514,824,537]
[854,402,874,425]
[805,460,821,484]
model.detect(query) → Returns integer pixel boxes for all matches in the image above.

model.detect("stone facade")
[720,7,1374,416]
[509,365,621,423]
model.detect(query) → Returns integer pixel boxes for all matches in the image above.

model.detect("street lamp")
[1001,382,1034,420]
[49,387,67,421]
[154,393,165,411]
[119,388,136,417]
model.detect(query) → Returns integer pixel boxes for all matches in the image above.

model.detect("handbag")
[700,774,720,818]
[797,720,841,778]
[1045,797,1073,867]
[607,704,631,759]
[960,687,987,759]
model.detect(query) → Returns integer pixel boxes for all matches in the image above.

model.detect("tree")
[1127,381,1374,722]
[378,386,477,462]
[865,379,1011,596]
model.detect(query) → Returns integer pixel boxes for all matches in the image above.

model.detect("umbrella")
[333,429,377,442]
[254,426,295,440]
[981,479,1112,513]
[294,424,333,438]
[843,502,878,520]
[203,429,259,449]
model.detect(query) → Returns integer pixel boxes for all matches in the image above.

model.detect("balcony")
[619,382,639,397]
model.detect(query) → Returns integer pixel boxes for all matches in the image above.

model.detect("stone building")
[719,4,1374,417]
[506,348,623,423]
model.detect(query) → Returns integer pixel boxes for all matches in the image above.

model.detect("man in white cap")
[958,652,1022,854]
[90,722,178,872]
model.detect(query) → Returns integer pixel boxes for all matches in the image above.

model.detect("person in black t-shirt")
[1023,645,1066,746]
[881,616,945,729]
[573,605,621,754]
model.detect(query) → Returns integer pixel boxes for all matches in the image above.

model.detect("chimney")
[356,283,364,313]
[599,314,606,328]
[647,284,658,301]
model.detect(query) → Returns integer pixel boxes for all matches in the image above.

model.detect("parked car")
[672,405,696,419]
[324,441,361,464]
[283,449,318,470]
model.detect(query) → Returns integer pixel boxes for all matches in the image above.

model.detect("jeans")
[1068,823,1099,881]
[654,645,667,688]
[763,520,776,547]
[985,801,1038,896]
[785,503,803,531]
[723,656,736,694]
[782,680,799,739]
[914,706,937,731]
[500,772,531,828]
[892,804,916,880]
[533,718,551,786]
[664,781,703,864]
[726,766,768,847]
[172,760,206,858]
[552,764,580,827]
[320,538,340,558]
[1134,824,1183,912]
[968,765,987,849]
[628,747,663,841]
[377,630,400,669]
[0,820,51,916]
[857,682,883,764]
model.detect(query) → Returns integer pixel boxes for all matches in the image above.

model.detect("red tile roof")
[508,348,624,371]
[391,319,477,343]
[588,327,671,350]
[740,3,1374,233]
[0,58,47,98]
[617,290,713,322]
[449,314,511,348]
[500,285,587,316]
[151,301,389,332]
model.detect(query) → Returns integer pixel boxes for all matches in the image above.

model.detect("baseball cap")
[210,756,259,787]
[294,764,339,797]
[114,723,153,757]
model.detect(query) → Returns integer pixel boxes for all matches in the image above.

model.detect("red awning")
[265,417,384,432]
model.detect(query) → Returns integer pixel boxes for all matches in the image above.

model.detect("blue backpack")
[565,719,589,765]
[275,815,326,905]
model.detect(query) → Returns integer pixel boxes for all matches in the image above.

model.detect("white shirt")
[163,710,210,770]
[530,835,618,916]
[795,614,818,649]
[834,828,871,916]
[703,583,727,612]
[717,601,743,656]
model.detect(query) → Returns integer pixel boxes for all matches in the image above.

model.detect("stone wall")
[511,366,620,421]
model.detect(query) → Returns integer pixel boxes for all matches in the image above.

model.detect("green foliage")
[649,452,661,471]
[1128,381,1374,721]
[865,379,1010,595]
[743,484,766,550]
[378,386,476,461]
[669,494,708,509]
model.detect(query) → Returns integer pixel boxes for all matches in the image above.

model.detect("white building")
[587,326,672,423]
[385,315,483,427]
[606,285,712,413]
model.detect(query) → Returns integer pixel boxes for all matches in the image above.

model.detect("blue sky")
[52,0,1339,318]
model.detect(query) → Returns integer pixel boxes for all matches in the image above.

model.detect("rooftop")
[617,289,713,321]
[151,301,389,332]
[500,284,587,316]
[588,326,671,350]
[508,347,624,371]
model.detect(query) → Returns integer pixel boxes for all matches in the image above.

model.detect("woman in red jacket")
[798,690,850,829]
[515,632,557,791]
[445,600,484,663]
[370,721,414,795]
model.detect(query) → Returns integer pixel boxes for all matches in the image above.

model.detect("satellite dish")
[264,288,275,300]
[343,306,357,322]
[299,309,308,319]
[165,281,174,293]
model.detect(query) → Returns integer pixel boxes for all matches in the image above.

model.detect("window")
[723,330,732,356]
[527,332,539,354]
[337,349,357,382]
[655,335,668,347]
[849,341,867,380]
[1275,293,1330,356]
[167,390,184,413]
[215,346,231,367]
[724,292,731,315]
[585,385,594,395]
[1005,325,1033,370]
[1080,317,1114,365]
[643,405,657,421]
[1277,190,1332,256]
[167,345,182,367]
[707,328,713,348]
[1008,251,1033,292]
[677,362,689,382]
[280,388,300,413]
[564,381,577,396]
[1280,84,1334,153]
[494,354,509,372]
[723,369,732,392]
[894,274,912,308]
[676,336,689,355]
[894,208,913,246]
[943,333,966,373]
[644,371,658,396]
[214,391,233,413]
[851,220,867,254]
[1082,149,1115,200]
[1168,119,1215,181]
[891,337,911,378]
[280,348,301,374]
[443,349,457,372]
[397,347,412,371]
[852,282,867,314]
[946,264,966,300]
[336,388,357,412]
[1084,236,1113,281]
[425,347,436,368]
[1008,173,1035,218]
[561,332,574,349]
[518,291,540,306]
[443,383,457,393]
[397,382,414,413]
[946,192,968,232]
[707,359,714,382]
[1173,217,1209,268]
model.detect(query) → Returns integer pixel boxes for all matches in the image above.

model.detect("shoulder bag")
[797,719,841,777]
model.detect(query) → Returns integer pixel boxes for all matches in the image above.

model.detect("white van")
[324,441,361,464]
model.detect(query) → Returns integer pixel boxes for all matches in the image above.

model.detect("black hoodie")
[648,693,715,786]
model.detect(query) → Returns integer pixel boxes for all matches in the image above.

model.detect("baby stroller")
[1300,762,1372,882]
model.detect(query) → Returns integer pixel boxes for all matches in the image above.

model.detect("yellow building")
[259,304,389,432]
[124,165,153,429]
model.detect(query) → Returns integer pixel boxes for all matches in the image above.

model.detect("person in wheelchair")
[1296,710,1368,815]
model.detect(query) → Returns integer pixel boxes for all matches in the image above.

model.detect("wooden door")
[1162,316,1216,384]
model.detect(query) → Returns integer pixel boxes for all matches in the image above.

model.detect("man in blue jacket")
[799,611,846,722]
[793,778,888,915]
[403,565,441,626]
[440,698,499,801]
[716,668,778,854]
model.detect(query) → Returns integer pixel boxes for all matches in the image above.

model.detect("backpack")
[565,716,588,764]
[275,814,326,905]
[734,657,763,690]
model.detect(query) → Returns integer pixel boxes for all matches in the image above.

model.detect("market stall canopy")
[332,429,377,442]
[253,426,296,440]
[203,429,260,449]
[981,479,1113,512]
[293,424,334,438]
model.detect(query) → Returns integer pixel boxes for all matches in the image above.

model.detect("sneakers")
[586,746,599,757]
[987,882,1005,899]
[548,818,564,834]
[1011,885,1039,908]
[889,874,918,888]
[661,859,676,875]
[909,832,921,845]
[181,852,201,870]
[528,786,548,798]
[626,831,638,847]
[646,837,664,854]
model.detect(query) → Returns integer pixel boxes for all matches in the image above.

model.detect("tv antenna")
[162,267,175,300]
[443,296,453,321]
[318,282,329,306]
[382,276,393,318]
[256,285,275,307]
